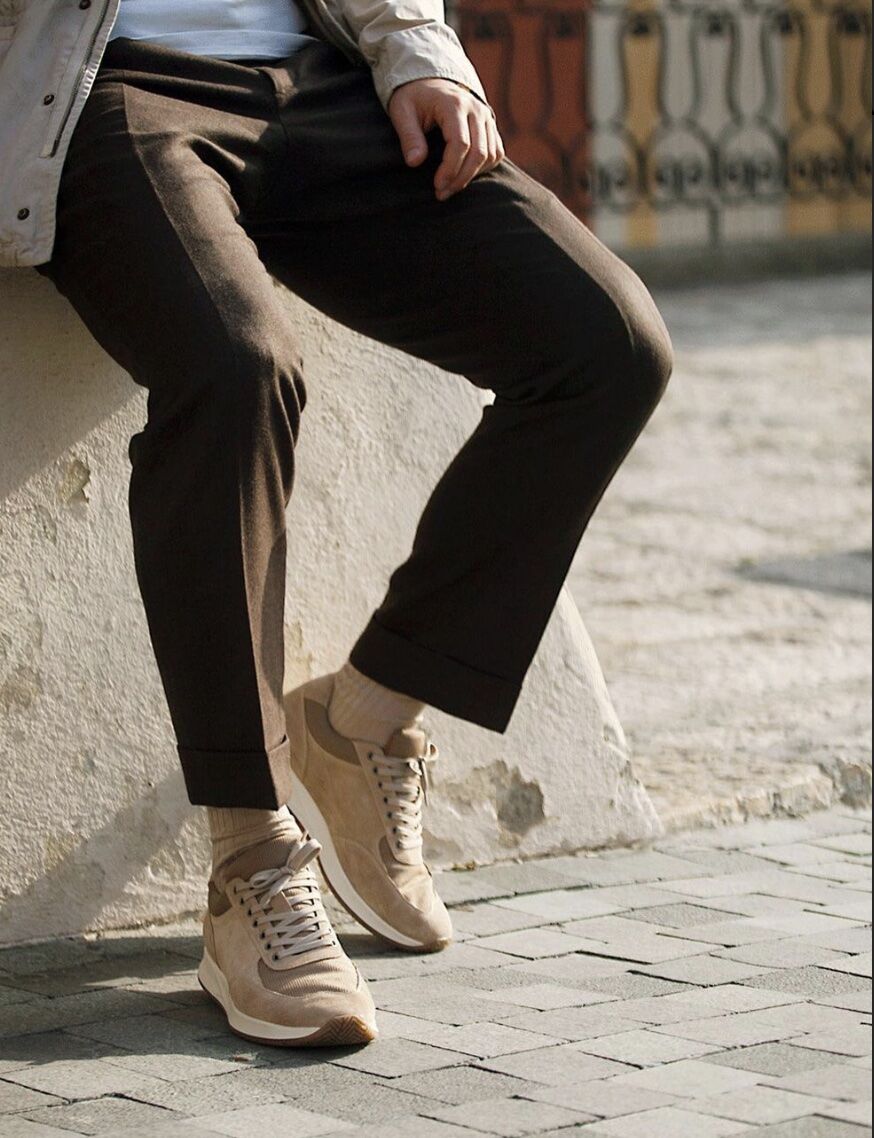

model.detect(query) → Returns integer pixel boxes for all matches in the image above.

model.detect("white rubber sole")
[197,951,377,1047]
[290,771,443,952]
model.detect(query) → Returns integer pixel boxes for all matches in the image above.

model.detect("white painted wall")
[0,269,661,946]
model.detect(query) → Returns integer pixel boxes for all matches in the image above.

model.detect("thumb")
[391,97,429,166]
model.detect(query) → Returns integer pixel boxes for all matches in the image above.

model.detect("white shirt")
[110,0,318,60]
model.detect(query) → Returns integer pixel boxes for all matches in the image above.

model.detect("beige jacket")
[0,0,486,268]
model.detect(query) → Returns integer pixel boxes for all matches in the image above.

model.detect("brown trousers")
[40,36,674,808]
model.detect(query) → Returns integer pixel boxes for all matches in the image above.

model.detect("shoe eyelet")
[272,954,279,962]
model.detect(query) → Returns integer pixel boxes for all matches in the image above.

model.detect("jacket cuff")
[370,23,489,111]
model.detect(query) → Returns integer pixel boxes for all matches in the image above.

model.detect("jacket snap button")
[79,0,92,8]
[44,94,55,105]
[17,209,30,221]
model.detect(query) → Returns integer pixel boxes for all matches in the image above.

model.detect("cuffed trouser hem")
[179,736,293,808]
[350,617,520,733]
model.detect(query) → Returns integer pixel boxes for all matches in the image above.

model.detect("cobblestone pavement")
[0,807,870,1137]
[569,272,873,830]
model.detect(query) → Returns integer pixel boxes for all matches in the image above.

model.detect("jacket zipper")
[47,0,113,159]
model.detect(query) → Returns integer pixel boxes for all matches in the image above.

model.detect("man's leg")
[41,39,377,1044]
[258,44,673,949]
[42,43,304,810]
[256,45,673,728]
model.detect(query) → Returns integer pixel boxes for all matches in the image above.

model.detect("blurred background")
[448,0,871,275]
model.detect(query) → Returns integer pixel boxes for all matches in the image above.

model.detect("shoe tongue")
[215,829,304,891]
[385,726,428,760]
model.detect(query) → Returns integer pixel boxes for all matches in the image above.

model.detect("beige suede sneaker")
[285,674,453,953]
[198,831,378,1046]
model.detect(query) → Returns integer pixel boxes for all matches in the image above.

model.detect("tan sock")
[207,805,299,873]
[328,661,426,746]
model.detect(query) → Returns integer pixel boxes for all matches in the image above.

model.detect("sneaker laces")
[368,742,439,852]
[231,837,337,961]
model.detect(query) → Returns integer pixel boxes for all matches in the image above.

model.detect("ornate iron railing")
[449,0,872,239]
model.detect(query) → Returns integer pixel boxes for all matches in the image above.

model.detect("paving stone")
[800,926,874,954]
[470,929,606,960]
[476,984,613,1011]
[342,1120,493,1138]
[0,1033,124,1077]
[659,849,781,876]
[553,931,707,965]
[8,952,195,999]
[0,1058,166,1101]
[605,986,793,1026]
[813,991,873,1014]
[399,1022,561,1059]
[65,1011,218,1050]
[544,852,711,887]
[819,1100,874,1126]
[438,863,580,905]
[604,1058,763,1098]
[818,901,873,924]
[0,990,175,1039]
[331,1039,461,1078]
[574,885,691,911]
[743,1117,872,1136]
[788,1025,872,1056]
[0,1083,60,1115]
[22,1097,183,1135]
[695,895,819,919]
[813,834,873,857]
[741,965,872,998]
[754,844,849,867]
[656,920,793,948]
[193,1102,354,1137]
[100,1043,260,1082]
[653,1011,800,1048]
[639,954,773,986]
[693,1085,841,1124]
[715,940,849,969]
[493,892,623,922]
[502,956,634,987]
[706,1042,839,1076]
[567,973,687,1000]
[574,1105,750,1137]
[383,1064,541,1105]
[374,991,522,1026]
[622,903,742,929]
[494,1006,640,1042]
[789,863,874,884]
[0,988,38,1010]
[660,872,852,906]
[821,953,872,978]
[477,1043,633,1086]
[424,1094,589,1135]
[763,1060,873,1101]
[86,1070,285,1118]
[291,1080,441,1125]
[0,1121,81,1137]
[575,1028,720,1066]
[750,1002,869,1035]
[449,906,547,938]
[524,1080,678,1118]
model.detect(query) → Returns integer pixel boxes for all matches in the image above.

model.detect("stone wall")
[0,269,661,945]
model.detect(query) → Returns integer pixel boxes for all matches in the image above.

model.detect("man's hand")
[388,78,505,201]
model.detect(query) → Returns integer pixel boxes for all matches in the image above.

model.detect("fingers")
[435,102,506,200]
[388,91,430,167]
[487,116,506,166]
[434,100,471,200]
